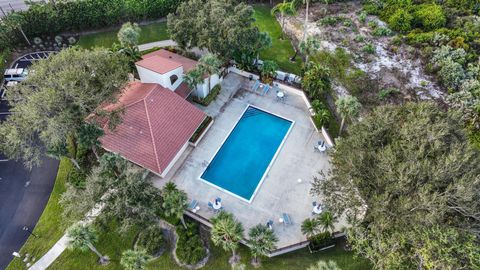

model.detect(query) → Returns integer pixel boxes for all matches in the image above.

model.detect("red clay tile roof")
[135,55,182,74]
[140,49,199,73]
[174,82,193,99]
[100,82,206,175]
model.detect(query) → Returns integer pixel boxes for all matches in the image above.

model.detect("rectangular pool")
[200,105,294,202]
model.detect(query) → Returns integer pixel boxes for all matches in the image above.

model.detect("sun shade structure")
[99,82,206,177]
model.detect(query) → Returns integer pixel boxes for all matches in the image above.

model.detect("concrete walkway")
[28,200,105,270]
[138,40,177,51]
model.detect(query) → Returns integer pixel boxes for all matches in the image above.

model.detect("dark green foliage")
[378,87,400,100]
[308,232,335,252]
[68,169,87,189]
[314,102,480,269]
[371,27,392,37]
[302,63,331,99]
[135,225,164,255]
[192,85,221,106]
[175,221,206,265]
[189,116,213,143]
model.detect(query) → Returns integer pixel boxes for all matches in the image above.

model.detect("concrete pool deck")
[153,73,337,250]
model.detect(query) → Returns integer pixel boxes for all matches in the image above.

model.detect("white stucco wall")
[160,141,189,178]
[194,74,221,98]
[136,65,184,91]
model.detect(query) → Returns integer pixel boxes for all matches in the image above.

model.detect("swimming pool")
[200,105,294,202]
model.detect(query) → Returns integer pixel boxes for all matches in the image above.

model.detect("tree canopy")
[0,48,129,169]
[312,102,480,269]
[167,0,268,63]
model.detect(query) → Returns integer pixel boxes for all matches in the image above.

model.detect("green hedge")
[192,84,221,106]
[308,232,335,252]
[136,224,164,255]
[1,0,181,49]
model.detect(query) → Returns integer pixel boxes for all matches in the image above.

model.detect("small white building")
[135,49,220,99]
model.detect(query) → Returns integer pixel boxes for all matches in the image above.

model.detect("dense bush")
[308,232,335,252]
[388,9,413,33]
[136,224,164,255]
[67,169,87,189]
[175,222,206,265]
[414,4,446,31]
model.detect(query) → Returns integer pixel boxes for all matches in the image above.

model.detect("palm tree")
[183,67,204,93]
[271,0,297,39]
[301,218,321,239]
[120,249,151,270]
[307,260,342,270]
[335,95,361,136]
[211,211,244,265]
[67,223,109,264]
[161,182,189,229]
[247,224,278,267]
[199,53,222,93]
[310,100,331,127]
[299,36,321,66]
[318,211,337,233]
[260,60,279,83]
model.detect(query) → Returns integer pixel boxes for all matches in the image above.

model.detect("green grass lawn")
[253,4,303,75]
[149,243,370,270]
[77,22,169,49]
[48,220,138,270]
[7,158,73,270]
[47,218,370,270]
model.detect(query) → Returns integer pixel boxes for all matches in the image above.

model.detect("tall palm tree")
[271,0,297,39]
[199,53,222,93]
[299,36,321,66]
[318,211,337,233]
[335,95,361,136]
[211,211,244,265]
[161,182,189,229]
[247,224,278,267]
[301,218,321,239]
[120,249,152,270]
[183,67,204,93]
[67,223,109,264]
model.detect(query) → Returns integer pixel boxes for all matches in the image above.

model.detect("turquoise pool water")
[200,106,293,201]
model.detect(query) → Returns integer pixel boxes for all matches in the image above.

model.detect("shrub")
[192,84,221,106]
[0,49,12,72]
[354,35,365,43]
[319,16,346,26]
[372,27,393,37]
[136,225,164,255]
[388,9,413,33]
[358,11,367,23]
[362,43,376,54]
[438,60,465,91]
[67,169,87,189]
[378,87,400,100]
[308,232,335,252]
[414,4,446,31]
[176,222,206,265]
[367,20,378,29]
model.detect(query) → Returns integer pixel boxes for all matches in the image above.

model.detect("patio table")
[213,202,222,210]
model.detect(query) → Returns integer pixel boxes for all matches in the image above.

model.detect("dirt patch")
[281,1,445,108]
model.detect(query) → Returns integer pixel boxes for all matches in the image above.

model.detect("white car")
[4,68,29,82]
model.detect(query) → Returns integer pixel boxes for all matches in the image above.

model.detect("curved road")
[0,157,59,269]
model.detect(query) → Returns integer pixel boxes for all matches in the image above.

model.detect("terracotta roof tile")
[140,49,199,73]
[100,82,206,175]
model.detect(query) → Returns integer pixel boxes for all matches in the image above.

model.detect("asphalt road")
[0,157,59,269]
[0,52,59,269]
